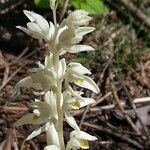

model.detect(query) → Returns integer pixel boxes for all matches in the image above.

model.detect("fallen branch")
[82,122,144,150]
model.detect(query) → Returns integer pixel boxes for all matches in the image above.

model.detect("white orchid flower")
[64,86,96,110]
[58,10,95,54]
[65,62,99,93]
[63,86,95,131]
[14,91,58,127]
[66,130,97,150]
[17,10,51,40]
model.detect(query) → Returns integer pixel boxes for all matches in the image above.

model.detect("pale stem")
[53,8,57,26]
[53,52,65,150]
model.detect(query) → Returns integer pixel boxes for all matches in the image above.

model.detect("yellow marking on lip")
[75,79,83,85]
[32,115,40,121]
[71,100,80,109]
[80,139,89,149]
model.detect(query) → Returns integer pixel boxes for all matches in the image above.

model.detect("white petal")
[46,123,60,147]
[16,26,33,36]
[75,76,99,94]
[71,130,97,141]
[44,145,59,150]
[75,27,95,37]
[44,91,58,119]
[69,45,94,53]
[66,10,92,27]
[70,36,83,45]
[13,113,41,127]
[23,10,35,22]
[16,25,44,39]
[48,22,55,40]
[68,62,91,75]
[78,131,98,141]
[56,25,68,45]
[79,97,96,107]
[26,123,49,140]
[44,52,53,69]
[58,58,66,80]
[65,111,80,131]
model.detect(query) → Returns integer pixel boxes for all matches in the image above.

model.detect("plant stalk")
[53,52,65,150]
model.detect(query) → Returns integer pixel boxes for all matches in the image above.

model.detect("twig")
[109,71,141,135]
[91,92,112,107]
[115,0,150,29]
[114,70,149,138]
[79,92,95,128]
[0,51,10,87]
[0,106,27,112]
[82,122,144,150]
[0,63,27,91]
[9,47,29,65]
[0,95,32,105]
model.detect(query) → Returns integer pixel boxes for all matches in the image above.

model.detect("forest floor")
[0,0,150,150]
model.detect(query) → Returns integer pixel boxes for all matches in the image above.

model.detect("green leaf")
[70,0,108,14]
[34,0,50,9]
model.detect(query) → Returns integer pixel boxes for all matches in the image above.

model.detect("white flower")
[65,62,100,93]
[14,91,58,128]
[67,130,97,150]
[58,10,95,54]
[63,86,95,131]
[64,86,96,110]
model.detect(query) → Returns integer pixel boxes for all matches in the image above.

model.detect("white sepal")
[68,45,94,53]
[23,10,49,35]
[44,91,58,120]
[65,111,80,131]
[13,113,41,127]
[26,122,49,140]
[71,130,97,141]
[68,62,91,75]
[75,27,95,37]
[58,58,66,80]
[75,75,100,94]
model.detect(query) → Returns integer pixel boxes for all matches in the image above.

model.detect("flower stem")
[53,52,65,150]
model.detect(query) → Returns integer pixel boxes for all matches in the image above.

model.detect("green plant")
[34,0,108,15]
